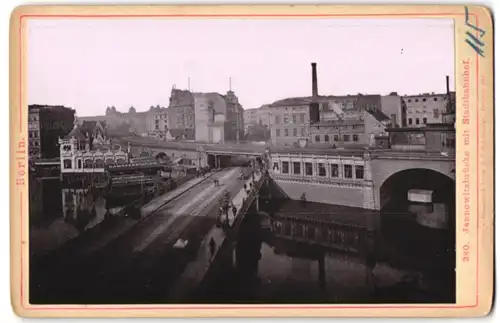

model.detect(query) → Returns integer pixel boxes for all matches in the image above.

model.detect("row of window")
[408,117,428,125]
[314,134,359,142]
[275,113,307,125]
[63,158,127,169]
[29,139,39,147]
[276,161,364,179]
[275,128,306,137]
[405,97,444,103]
[28,131,39,138]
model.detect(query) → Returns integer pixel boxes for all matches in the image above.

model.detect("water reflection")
[200,199,455,304]
[29,177,141,257]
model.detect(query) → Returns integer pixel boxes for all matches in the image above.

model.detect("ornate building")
[58,122,129,174]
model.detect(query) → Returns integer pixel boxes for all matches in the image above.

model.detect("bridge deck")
[124,137,454,160]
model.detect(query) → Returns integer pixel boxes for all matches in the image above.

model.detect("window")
[408,99,412,103]
[300,114,305,122]
[275,115,280,124]
[415,98,419,102]
[77,160,82,168]
[324,135,329,142]
[305,162,313,175]
[318,163,326,177]
[94,159,104,169]
[315,135,320,142]
[284,114,289,124]
[284,128,289,137]
[300,127,305,136]
[330,164,339,177]
[334,135,339,141]
[355,165,364,179]
[343,134,350,142]
[63,159,72,169]
[344,165,353,178]
[276,129,280,137]
[282,161,289,174]
[423,98,427,102]
[434,97,438,101]
[273,162,278,171]
[423,118,427,124]
[408,118,413,125]
[293,128,297,136]
[293,162,301,175]
[84,159,93,169]
[292,115,297,124]
[353,134,359,142]
[416,118,420,125]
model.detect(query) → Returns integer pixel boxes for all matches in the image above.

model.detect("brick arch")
[370,158,455,210]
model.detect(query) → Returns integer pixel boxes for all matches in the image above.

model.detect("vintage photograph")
[26,16,458,305]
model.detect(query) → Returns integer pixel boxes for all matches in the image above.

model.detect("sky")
[27,18,455,116]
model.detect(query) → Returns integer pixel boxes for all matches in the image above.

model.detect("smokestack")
[309,62,320,124]
[312,62,318,98]
[446,75,450,95]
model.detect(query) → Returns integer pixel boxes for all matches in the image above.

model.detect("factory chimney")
[446,75,450,95]
[309,62,320,124]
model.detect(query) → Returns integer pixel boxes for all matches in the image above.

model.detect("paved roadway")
[30,167,249,304]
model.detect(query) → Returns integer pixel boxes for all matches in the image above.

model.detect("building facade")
[58,123,129,174]
[269,150,375,209]
[28,105,76,159]
[168,88,195,133]
[146,105,169,139]
[169,88,244,143]
[402,93,450,127]
[268,97,312,147]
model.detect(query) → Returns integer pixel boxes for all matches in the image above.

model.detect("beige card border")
[9,4,494,318]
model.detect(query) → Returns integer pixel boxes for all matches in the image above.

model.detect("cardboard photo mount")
[9,4,494,318]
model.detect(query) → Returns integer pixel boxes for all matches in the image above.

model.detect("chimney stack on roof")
[309,63,320,124]
[312,62,318,98]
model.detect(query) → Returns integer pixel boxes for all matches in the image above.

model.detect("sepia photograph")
[9,4,494,318]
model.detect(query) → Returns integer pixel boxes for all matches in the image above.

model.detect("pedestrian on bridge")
[232,204,238,219]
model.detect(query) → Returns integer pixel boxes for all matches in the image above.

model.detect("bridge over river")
[30,165,455,304]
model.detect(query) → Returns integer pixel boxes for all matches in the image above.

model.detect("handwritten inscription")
[464,6,486,57]
[16,138,26,186]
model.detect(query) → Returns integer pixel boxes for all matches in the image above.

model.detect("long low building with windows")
[268,149,376,209]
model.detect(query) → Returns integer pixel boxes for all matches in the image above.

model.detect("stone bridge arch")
[370,157,455,210]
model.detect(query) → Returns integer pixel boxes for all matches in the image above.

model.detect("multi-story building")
[28,107,41,158]
[244,105,272,130]
[168,87,244,143]
[168,88,195,136]
[243,105,272,142]
[244,108,258,132]
[268,97,311,147]
[402,93,449,127]
[402,76,454,128]
[381,93,406,127]
[268,95,363,147]
[309,95,392,148]
[146,105,169,139]
[28,105,75,159]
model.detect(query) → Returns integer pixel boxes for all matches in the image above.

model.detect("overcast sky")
[27,18,455,116]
